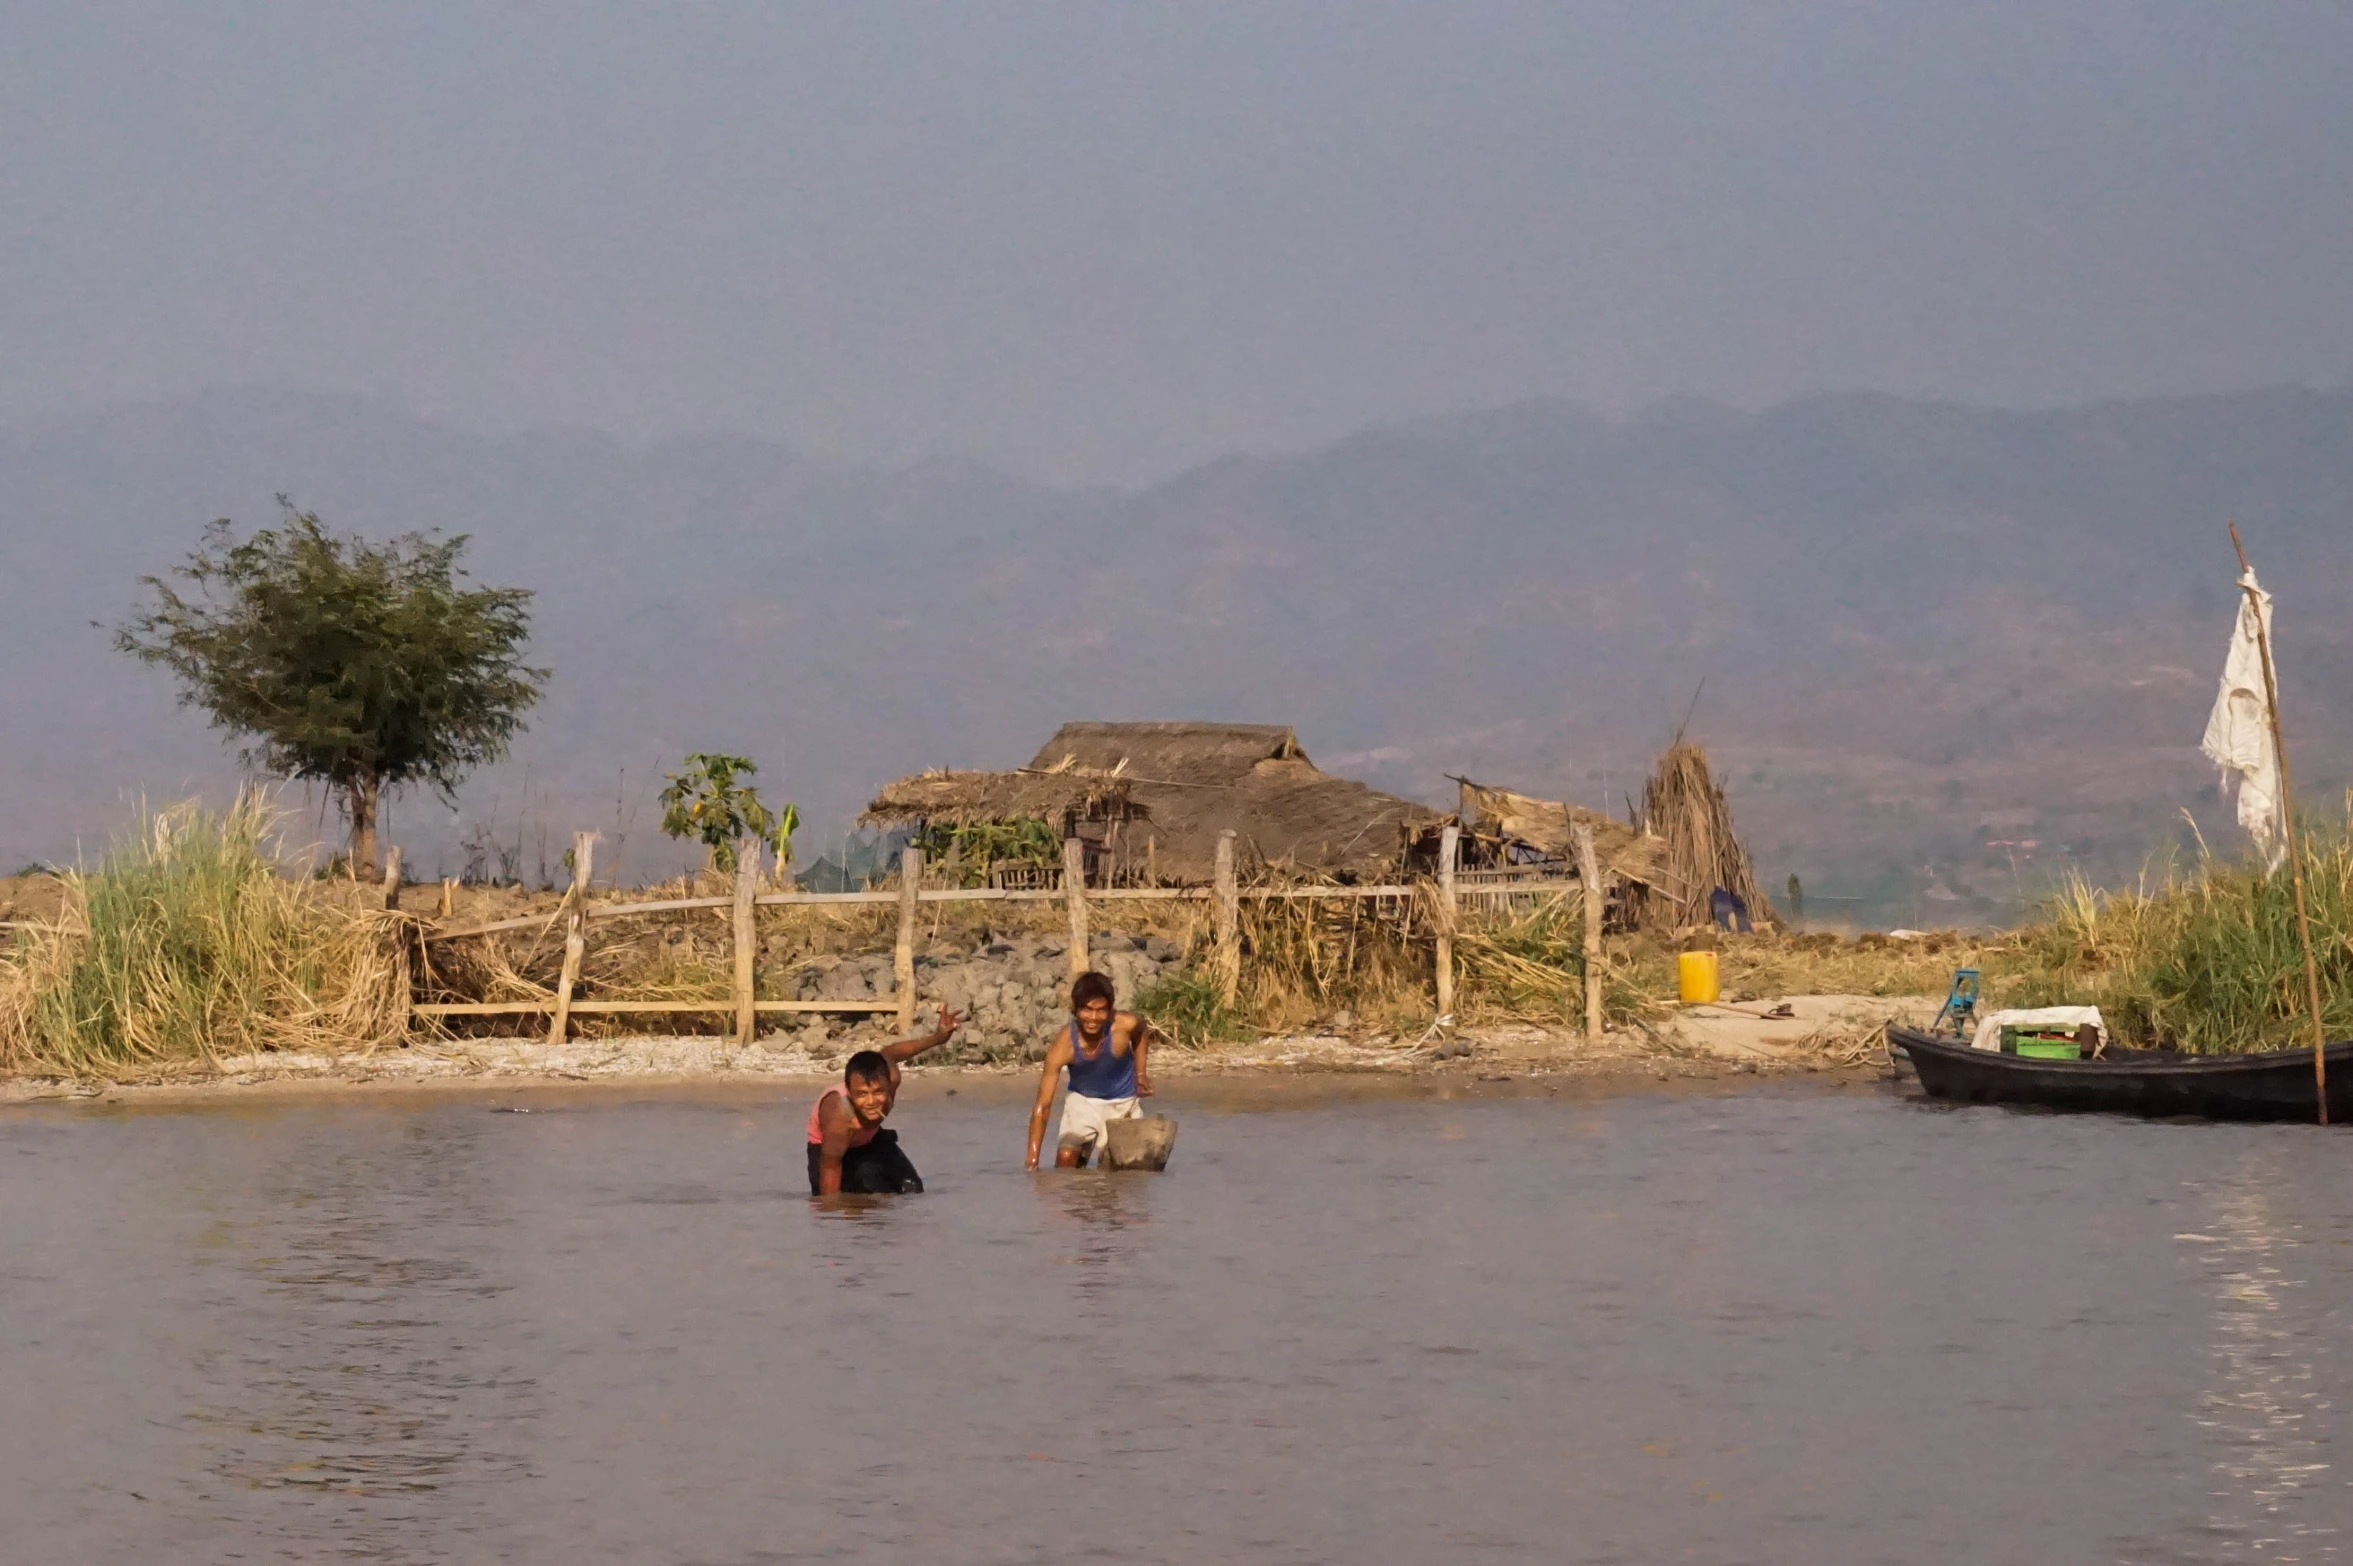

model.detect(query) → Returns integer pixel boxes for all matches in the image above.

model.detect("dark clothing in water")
[807,1128,923,1195]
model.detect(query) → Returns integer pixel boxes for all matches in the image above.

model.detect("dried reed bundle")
[1629,742,1774,932]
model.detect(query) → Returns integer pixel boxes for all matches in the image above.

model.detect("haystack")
[1625,742,1773,932]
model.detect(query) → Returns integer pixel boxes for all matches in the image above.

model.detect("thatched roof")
[1137,756,1441,882]
[866,723,1439,883]
[1025,723,1439,882]
[1452,778,1660,884]
[862,769,1139,829]
[1026,721,1306,785]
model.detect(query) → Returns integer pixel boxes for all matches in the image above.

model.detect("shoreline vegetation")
[4,797,2350,1095]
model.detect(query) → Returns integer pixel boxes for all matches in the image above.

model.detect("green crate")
[2011,1035,2082,1060]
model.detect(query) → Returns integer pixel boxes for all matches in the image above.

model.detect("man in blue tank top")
[1024,970,1154,1169]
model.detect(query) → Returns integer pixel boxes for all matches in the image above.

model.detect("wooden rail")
[406,838,1593,1038]
[414,998,900,1017]
[418,881,1440,942]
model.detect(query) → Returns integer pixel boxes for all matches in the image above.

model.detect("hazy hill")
[5,385,2348,924]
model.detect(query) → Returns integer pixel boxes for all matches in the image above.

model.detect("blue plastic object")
[1931,969,1982,1038]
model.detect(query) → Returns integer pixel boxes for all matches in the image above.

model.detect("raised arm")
[881,1007,965,1066]
[1025,1031,1074,1171]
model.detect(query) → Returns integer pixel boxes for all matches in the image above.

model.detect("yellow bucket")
[1677,950,1721,1005]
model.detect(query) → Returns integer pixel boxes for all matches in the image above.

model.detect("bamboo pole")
[2231,523,2329,1122]
[1063,837,1089,985]
[1213,830,1240,1006]
[1575,821,1603,1043]
[1435,824,1458,1019]
[546,831,595,1045]
[381,846,403,912]
[896,845,923,1031]
[732,837,760,1047]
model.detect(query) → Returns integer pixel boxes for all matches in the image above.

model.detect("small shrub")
[1133,966,1251,1048]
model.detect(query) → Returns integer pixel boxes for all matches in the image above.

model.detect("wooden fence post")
[896,845,923,1032]
[1574,822,1603,1042]
[547,831,595,1045]
[1212,830,1240,1006]
[1435,824,1458,1019]
[732,837,759,1046]
[381,845,403,912]
[1063,837,1090,985]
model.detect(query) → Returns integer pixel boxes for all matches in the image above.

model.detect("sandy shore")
[0,993,1933,1108]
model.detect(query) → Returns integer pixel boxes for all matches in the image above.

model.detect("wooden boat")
[1890,1025,2353,1123]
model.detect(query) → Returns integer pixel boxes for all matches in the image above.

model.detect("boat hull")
[1891,1026,2353,1123]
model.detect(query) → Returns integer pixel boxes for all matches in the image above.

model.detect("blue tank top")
[1064,1020,1137,1100]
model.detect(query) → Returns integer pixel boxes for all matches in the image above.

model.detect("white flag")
[2200,570,2283,862]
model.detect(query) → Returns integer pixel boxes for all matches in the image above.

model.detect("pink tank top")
[806,1085,882,1147]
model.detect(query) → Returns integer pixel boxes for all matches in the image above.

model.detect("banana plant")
[658,753,797,873]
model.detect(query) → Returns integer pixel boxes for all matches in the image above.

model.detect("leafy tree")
[659,753,798,873]
[117,501,546,872]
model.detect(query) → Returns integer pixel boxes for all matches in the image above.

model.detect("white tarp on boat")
[1972,1006,2107,1053]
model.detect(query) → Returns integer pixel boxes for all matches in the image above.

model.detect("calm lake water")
[2,1075,2348,1564]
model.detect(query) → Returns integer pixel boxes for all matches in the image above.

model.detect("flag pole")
[2230,522,2329,1123]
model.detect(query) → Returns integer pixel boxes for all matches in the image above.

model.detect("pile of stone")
[763,929,1184,1062]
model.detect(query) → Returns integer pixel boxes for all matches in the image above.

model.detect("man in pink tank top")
[808,1007,962,1196]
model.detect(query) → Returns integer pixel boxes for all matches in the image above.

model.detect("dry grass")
[19,795,2313,1074]
[1452,894,1658,1028]
[2003,826,2353,1051]
[0,797,409,1075]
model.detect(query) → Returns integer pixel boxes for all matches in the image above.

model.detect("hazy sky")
[6,2,2351,484]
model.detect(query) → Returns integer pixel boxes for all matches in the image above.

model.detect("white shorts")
[1057,1092,1141,1160]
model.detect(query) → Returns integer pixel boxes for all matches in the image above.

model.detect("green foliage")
[0,797,407,1074]
[659,754,796,872]
[2016,828,2353,1052]
[115,501,544,864]
[1132,965,1251,1048]
[914,819,1063,886]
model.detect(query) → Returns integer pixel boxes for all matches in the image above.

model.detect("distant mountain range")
[6,385,2349,925]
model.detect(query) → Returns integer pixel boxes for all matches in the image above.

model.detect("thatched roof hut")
[860,769,1140,832]
[1023,723,1441,883]
[865,722,1442,884]
[1448,778,1660,885]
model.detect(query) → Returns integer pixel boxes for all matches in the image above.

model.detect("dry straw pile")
[1628,742,1775,933]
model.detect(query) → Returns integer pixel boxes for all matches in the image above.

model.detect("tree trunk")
[344,774,380,877]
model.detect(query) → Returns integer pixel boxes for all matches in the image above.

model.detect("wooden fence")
[411,823,1610,1043]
